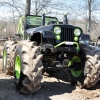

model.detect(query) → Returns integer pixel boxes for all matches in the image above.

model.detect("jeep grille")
[61,26,74,42]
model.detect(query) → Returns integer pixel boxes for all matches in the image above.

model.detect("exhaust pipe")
[63,14,68,24]
[41,13,45,26]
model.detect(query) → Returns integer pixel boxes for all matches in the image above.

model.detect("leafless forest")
[0,0,100,40]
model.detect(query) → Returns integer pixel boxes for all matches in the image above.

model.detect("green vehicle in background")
[3,13,100,94]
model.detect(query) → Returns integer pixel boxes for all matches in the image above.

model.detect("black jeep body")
[24,14,89,73]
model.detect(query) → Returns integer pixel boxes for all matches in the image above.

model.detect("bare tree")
[0,0,52,36]
[1,0,100,40]
[31,0,51,15]
[83,0,100,39]
[62,0,100,39]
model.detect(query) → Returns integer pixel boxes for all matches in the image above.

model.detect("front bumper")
[54,47,78,52]
[54,41,80,53]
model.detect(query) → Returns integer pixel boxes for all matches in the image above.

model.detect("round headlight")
[54,26,61,34]
[74,28,81,36]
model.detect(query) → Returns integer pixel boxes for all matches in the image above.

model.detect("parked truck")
[3,14,100,94]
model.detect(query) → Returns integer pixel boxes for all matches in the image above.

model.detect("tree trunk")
[88,0,91,34]
[25,0,31,15]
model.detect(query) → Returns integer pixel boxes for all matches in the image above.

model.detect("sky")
[0,0,100,21]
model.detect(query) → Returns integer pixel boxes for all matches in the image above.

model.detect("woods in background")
[0,0,100,40]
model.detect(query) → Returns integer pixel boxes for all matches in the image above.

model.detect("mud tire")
[82,55,100,88]
[14,40,43,94]
[3,41,16,75]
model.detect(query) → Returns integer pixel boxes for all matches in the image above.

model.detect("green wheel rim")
[3,50,7,67]
[15,55,21,79]
[68,56,82,77]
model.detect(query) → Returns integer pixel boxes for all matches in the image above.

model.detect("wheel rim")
[15,55,21,79]
[68,56,82,77]
[3,50,7,67]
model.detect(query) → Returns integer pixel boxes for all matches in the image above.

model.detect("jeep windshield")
[26,15,58,29]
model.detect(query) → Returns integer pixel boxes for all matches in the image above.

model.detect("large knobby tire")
[14,40,43,94]
[81,56,100,88]
[3,41,16,75]
[66,54,85,85]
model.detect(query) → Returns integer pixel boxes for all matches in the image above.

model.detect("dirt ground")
[0,43,100,100]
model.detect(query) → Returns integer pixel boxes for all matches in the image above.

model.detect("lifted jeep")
[3,14,100,94]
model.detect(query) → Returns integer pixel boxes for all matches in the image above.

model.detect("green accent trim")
[56,35,61,40]
[74,37,78,41]
[15,55,21,79]
[17,16,25,35]
[68,56,82,77]
[3,50,7,67]
[54,42,65,48]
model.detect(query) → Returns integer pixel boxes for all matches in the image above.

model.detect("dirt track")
[0,43,100,100]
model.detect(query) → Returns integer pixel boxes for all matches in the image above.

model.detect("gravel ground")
[0,43,100,100]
